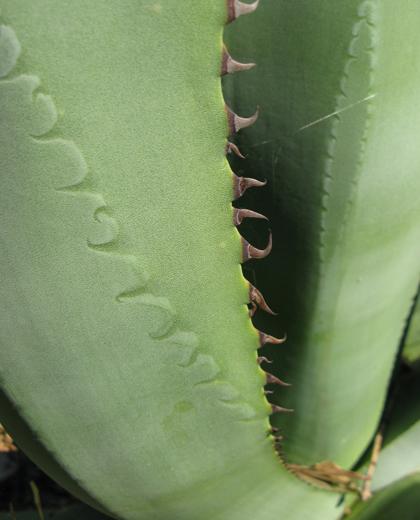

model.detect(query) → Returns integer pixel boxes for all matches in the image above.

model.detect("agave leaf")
[353,372,420,494]
[223,0,420,468]
[0,2,348,519]
[402,295,420,371]
[370,408,420,493]
[345,472,420,520]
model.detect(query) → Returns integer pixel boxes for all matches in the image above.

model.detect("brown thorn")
[273,436,284,442]
[226,0,260,24]
[271,427,284,434]
[257,356,273,365]
[265,372,291,387]
[233,174,266,200]
[242,229,272,262]
[248,301,257,317]
[225,104,259,136]
[226,141,245,158]
[249,284,277,315]
[234,208,268,227]
[222,45,256,75]
[264,390,274,396]
[271,404,294,414]
[259,331,287,346]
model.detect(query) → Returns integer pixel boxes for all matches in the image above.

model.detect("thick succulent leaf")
[354,372,420,493]
[346,472,420,520]
[0,2,348,519]
[402,295,420,371]
[223,0,420,468]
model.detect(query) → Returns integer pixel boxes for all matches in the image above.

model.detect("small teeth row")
[223,3,259,140]
[223,0,292,431]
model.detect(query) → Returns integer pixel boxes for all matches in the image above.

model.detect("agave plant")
[1,1,420,519]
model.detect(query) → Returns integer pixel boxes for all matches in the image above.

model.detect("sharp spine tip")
[259,331,287,346]
[225,104,259,136]
[265,372,292,387]
[227,0,260,24]
[242,229,272,262]
[271,427,283,434]
[248,301,257,317]
[226,141,245,158]
[222,46,256,75]
[233,174,266,200]
[257,356,273,365]
[249,284,277,315]
[271,404,294,414]
[234,208,268,226]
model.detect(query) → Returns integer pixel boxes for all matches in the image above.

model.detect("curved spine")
[225,104,259,136]
[242,230,272,262]
[259,332,287,346]
[226,142,245,158]
[234,208,268,226]
[222,46,256,75]
[271,404,294,414]
[233,174,266,200]
[249,284,277,315]
[226,0,260,25]
[265,372,291,387]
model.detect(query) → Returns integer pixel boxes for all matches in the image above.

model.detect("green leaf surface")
[346,472,420,520]
[402,295,420,371]
[355,372,420,493]
[0,2,347,519]
[223,0,420,468]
